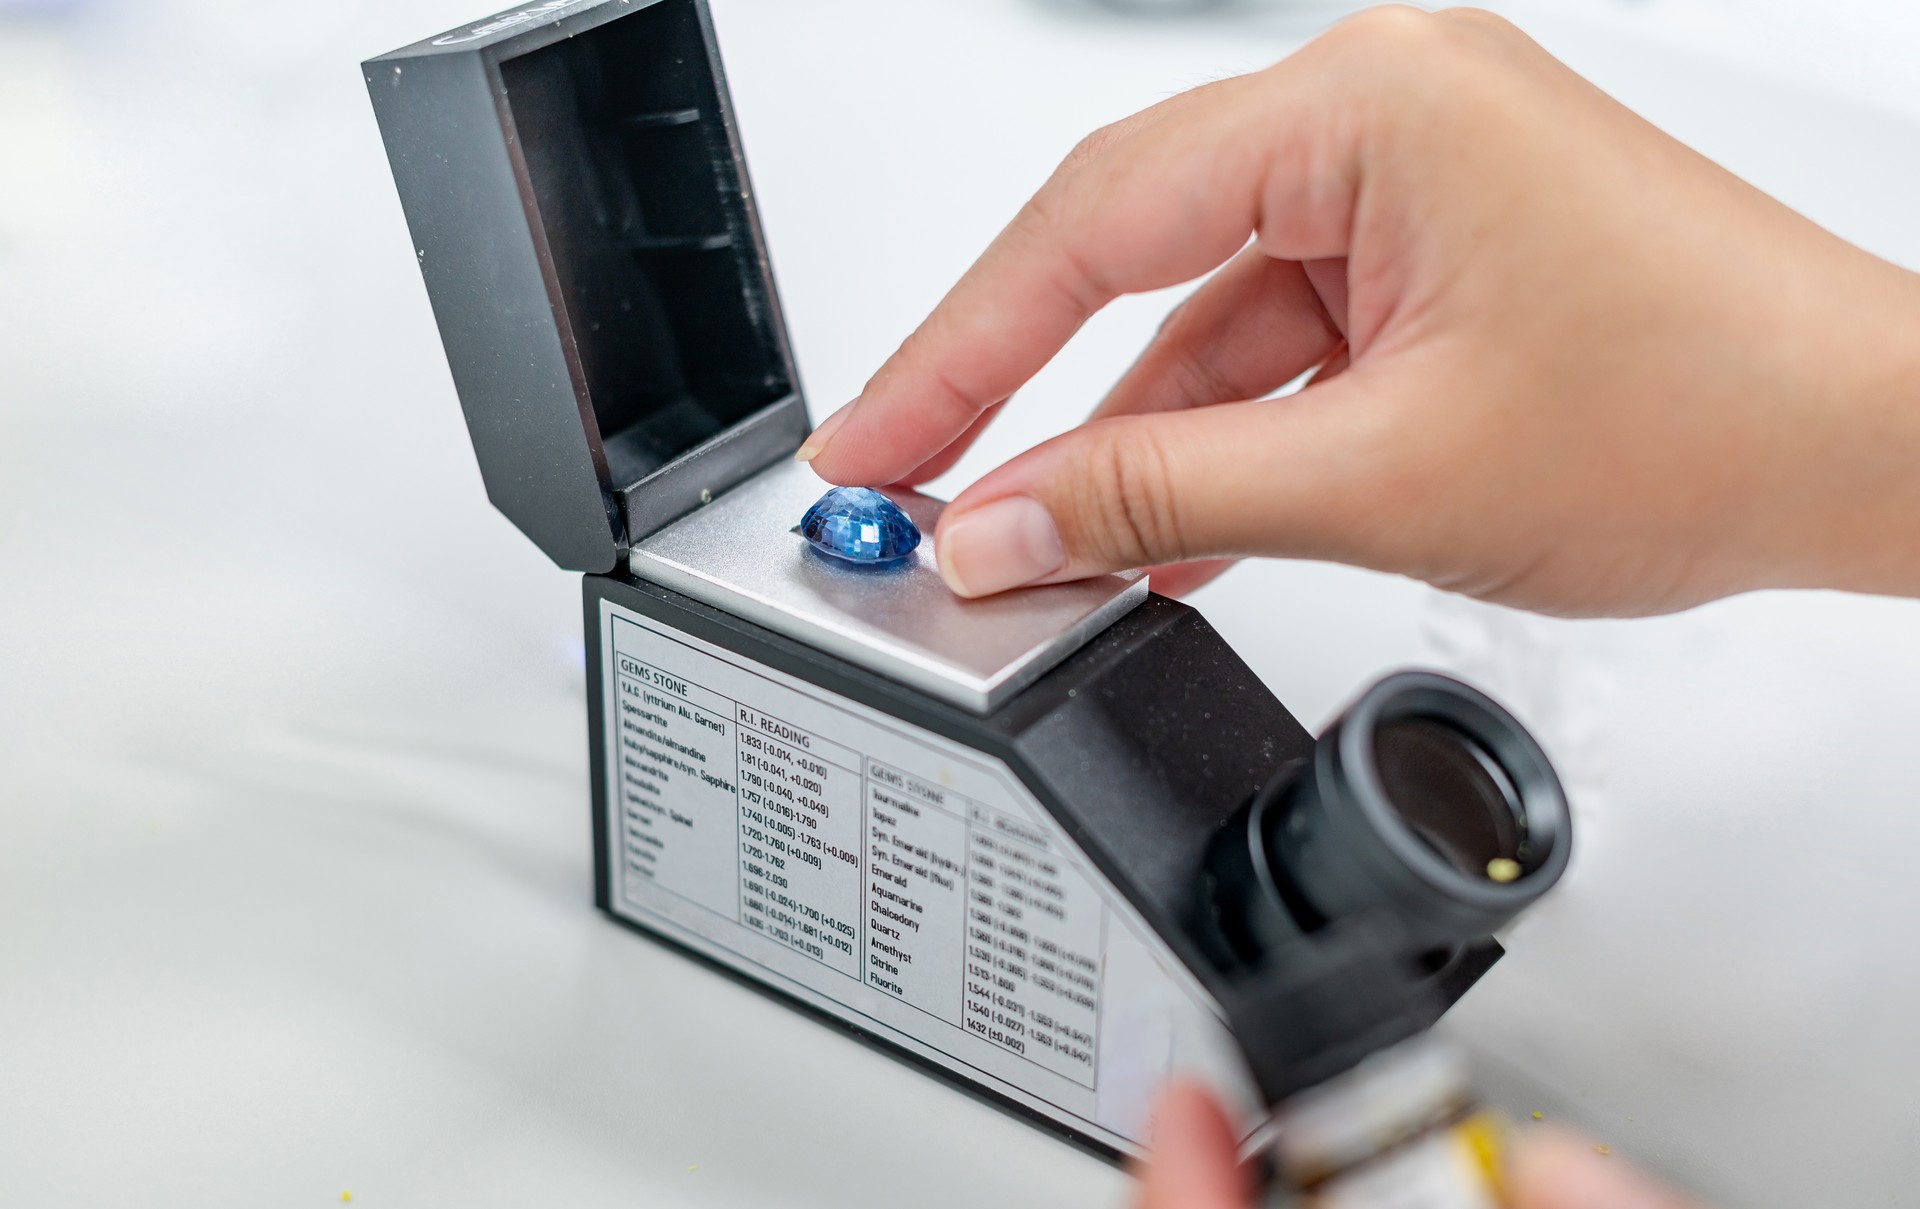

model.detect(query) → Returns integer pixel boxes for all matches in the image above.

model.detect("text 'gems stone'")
[800,487,922,566]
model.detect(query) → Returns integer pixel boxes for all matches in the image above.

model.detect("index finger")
[1133,1082,1254,1209]
[801,49,1365,487]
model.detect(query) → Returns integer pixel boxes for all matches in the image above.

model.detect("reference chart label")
[604,606,1109,1097]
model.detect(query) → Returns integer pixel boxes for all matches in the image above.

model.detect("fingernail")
[795,402,854,463]
[938,495,1065,598]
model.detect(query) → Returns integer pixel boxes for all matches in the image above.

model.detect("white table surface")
[4,1,1919,1206]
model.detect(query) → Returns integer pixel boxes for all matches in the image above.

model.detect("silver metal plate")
[627,460,1148,713]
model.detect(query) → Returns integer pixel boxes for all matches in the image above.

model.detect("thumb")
[1507,1128,1707,1209]
[933,381,1392,598]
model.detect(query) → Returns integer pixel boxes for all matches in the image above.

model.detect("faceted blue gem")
[800,487,921,566]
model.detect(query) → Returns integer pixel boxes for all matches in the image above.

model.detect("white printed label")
[598,599,1256,1152]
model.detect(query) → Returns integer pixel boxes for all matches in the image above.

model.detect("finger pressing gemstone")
[800,487,921,566]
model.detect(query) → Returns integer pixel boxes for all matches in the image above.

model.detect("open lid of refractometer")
[366,0,807,573]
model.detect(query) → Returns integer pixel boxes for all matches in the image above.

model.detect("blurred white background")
[3,0,1918,1206]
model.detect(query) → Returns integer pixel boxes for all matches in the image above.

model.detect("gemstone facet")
[800,487,921,566]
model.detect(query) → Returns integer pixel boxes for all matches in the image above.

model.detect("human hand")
[799,6,1920,615]
[1132,1083,1705,1209]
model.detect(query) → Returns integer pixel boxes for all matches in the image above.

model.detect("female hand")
[1133,1083,1706,1209]
[799,6,1920,615]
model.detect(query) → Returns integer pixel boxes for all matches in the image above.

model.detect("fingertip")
[1507,1127,1596,1192]
[934,495,1065,598]
[889,401,1010,487]
[1135,1083,1248,1209]
[1507,1127,1691,1209]
[793,401,854,465]
[1150,1081,1236,1146]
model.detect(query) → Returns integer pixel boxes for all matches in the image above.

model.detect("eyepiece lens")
[1371,716,1528,882]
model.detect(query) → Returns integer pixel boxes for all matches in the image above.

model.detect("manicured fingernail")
[938,495,1065,598]
[795,402,854,463]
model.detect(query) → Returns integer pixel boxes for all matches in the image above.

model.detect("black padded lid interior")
[498,3,794,487]
[367,0,808,572]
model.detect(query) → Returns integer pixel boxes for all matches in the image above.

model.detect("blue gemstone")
[800,487,922,566]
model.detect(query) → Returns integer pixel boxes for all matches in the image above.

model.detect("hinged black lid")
[366,0,808,573]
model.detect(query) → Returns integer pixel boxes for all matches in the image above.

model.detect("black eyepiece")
[1371,715,1531,882]
[1207,671,1571,963]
